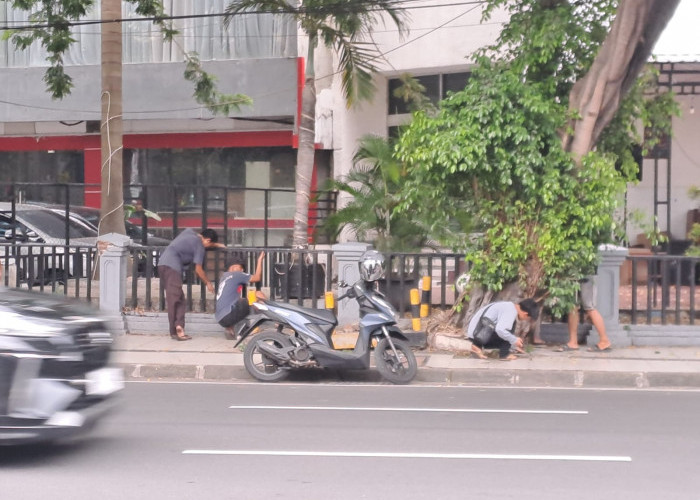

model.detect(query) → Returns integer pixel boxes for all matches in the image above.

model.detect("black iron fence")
[125,246,335,314]
[0,182,337,246]
[2,240,698,327]
[0,242,98,301]
[622,254,699,325]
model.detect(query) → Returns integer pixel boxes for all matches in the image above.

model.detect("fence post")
[332,242,372,326]
[98,233,132,313]
[597,245,630,346]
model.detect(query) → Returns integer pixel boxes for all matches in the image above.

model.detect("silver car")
[0,287,123,445]
[0,203,97,285]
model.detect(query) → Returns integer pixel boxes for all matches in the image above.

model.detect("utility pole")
[100,0,126,235]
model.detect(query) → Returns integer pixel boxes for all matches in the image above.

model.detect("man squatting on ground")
[215,251,266,340]
[157,228,225,341]
[466,299,539,361]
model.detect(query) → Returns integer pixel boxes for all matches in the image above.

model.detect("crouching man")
[466,298,539,361]
[215,251,265,339]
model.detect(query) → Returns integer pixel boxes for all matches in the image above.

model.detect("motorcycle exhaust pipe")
[256,342,291,363]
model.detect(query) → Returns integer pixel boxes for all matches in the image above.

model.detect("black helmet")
[358,250,386,282]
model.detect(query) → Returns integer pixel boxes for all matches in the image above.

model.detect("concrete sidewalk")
[111,331,700,389]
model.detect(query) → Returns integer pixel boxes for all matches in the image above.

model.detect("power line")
[0,1,486,31]
[0,3,488,115]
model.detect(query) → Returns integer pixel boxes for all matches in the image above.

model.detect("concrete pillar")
[98,233,132,313]
[332,242,372,326]
[596,244,629,345]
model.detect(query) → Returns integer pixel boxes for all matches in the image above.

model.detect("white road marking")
[228,405,587,415]
[182,450,630,462]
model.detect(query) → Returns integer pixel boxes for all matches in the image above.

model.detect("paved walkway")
[112,331,700,389]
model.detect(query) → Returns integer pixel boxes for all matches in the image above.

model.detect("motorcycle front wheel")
[374,337,417,384]
[243,330,292,382]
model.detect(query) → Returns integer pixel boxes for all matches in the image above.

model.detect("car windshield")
[18,210,97,239]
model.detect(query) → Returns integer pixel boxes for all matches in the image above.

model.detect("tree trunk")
[292,67,317,248]
[564,0,680,161]
[100,0,126,236]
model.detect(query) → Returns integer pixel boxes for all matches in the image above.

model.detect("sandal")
[173,334,192,341]
[554,345,579,352]
[470,344,488,360]
[499,354,518,361]
[587,345,612,352]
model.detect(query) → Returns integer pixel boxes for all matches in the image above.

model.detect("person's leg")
[159,266,187,338]
[483,336,516,360]
[218,299,249,340]
[567,306,580,349]
[586,308,611,350]
[580,278,610,350]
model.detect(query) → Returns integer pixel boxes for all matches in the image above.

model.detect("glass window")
[125,146,297,216]
[388,75,440,115]
[0,151,85,205]
[443,72,471,95]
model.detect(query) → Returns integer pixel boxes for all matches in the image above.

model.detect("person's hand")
[258,251,265,261]
[206,282,215,294]
[514,337,524,350]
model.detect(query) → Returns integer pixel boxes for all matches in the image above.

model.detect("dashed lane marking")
[228,405,588,415]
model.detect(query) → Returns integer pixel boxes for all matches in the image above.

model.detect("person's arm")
[494,307,520,345]
[194,264,215,294]
[249,251,265,284]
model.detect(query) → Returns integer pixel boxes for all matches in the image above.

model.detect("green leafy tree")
[396,0,680,323]
[224,0,408,248]
[5,0,251,234]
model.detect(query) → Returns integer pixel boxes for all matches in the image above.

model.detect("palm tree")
[224,0,408,247]
[321,134,429,252]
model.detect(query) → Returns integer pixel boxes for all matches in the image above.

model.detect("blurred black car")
[0,288,123,445]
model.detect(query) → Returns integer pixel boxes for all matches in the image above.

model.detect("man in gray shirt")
[467,298,538,360]
[215,251,265,339]
[158,228,224,340]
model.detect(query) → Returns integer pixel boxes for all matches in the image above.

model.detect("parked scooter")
[233,250,418,384]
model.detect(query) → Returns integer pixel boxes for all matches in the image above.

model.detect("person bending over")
[158,228,225,341]
[467,299,539,361]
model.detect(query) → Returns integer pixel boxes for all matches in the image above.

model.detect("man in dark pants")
[466,298,539,361]
[215,251,265,339]
[157,228,225,340]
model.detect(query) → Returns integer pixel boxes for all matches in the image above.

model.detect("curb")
[116,362,700,389]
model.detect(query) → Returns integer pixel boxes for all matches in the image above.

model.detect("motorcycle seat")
[269,301,337,324]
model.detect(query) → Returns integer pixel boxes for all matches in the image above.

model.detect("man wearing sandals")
[158,228,225,341]
[467,299,539,361]
[558,277,612,352]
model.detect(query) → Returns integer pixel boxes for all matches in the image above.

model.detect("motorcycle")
[233,251,418,384]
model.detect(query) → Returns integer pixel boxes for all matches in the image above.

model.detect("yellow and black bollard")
[410,288,421,331]
[420,276,431,319]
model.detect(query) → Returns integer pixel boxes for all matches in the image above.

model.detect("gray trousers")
[158,265,185,335]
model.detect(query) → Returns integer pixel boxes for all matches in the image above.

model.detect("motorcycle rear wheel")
[243,330,292,382]
[374,337,417,384]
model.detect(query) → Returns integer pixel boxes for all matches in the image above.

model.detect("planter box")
[539,323,591,345]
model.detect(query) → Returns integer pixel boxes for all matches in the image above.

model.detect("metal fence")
[0,242,98,301]
[621,254,700,325]
[124,249,467,315]
[0,182,338,246]
[3,241,698,327]
[125,246,335,314]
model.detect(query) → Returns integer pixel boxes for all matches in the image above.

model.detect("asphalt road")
[2,382,699,500]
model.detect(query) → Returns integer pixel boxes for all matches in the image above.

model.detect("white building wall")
[626,95,700,244]
[325,2,508,242]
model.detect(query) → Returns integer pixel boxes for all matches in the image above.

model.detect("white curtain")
[0,0,296,68]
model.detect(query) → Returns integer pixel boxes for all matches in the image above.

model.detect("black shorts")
[218,298,250,328]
